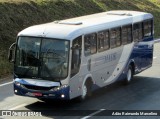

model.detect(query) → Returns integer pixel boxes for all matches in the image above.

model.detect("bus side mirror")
[8,42,16,63]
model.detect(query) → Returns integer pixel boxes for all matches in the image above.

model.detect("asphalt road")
[0,42,160,119]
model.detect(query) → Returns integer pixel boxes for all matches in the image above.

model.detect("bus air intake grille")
[22,85,54,91]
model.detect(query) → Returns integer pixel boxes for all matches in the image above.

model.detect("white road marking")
[153,57,157,59]
[8,103,27,110]
[81,109,106,119]
[0,81,13,87]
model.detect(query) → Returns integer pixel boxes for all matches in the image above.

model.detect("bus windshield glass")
[15,37,69,81]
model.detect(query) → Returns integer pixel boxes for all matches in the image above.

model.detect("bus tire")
[77,80,92,101]
[124,65,133,84]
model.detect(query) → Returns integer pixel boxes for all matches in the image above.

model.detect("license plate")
[26,92,42,97]
[33,92,42,97]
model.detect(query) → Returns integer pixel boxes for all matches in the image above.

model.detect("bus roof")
[18,10,153,40]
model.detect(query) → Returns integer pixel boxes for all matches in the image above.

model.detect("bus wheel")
[125,65,133,84]
[82,83,87,99]
[78,80,92,101]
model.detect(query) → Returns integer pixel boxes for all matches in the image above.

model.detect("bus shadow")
[25,76,160,117]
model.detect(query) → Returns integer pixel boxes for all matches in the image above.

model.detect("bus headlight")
[14,81,25,88]
[50,85,68,91]
[15,81,21,86]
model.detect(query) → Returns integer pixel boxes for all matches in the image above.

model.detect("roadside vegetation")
[0,0,160,78]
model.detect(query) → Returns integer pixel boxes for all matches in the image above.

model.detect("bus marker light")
[61,94,65,98]
[15,90,18,93]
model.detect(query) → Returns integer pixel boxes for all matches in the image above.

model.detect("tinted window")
[133,23,142,42]
[122,25,132,45]
[15,37,70,80]
[84,33,97,56]
[71,36,82,77]
[110,28,121,48]
[98,30,109,52]
[143,20,152,37]
[116,28,121,46]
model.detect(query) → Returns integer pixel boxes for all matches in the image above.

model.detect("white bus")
[9,10,154,101]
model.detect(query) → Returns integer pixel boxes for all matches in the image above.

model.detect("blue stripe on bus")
[117,37,153,81]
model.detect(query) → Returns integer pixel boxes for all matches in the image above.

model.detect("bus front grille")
[22,84,54,91]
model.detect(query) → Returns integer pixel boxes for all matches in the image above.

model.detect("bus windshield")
[15,37,69,81]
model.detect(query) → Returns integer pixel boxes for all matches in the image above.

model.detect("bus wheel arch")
[78,77,93,101]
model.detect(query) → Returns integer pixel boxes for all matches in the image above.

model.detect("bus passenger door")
[70,36,82,99]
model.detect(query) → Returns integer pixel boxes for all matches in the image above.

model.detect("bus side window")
[110,28,121,48]
[127,25,132,43]
[122,25,132,45]
[84,33,97,56]
[98,30,109,52]
[122,26,128,45]
[98,31,105,52]
[104,31,110,50]
[133,23,142,42]
[71,36,82,77]
[143,20,152,38]
[116,28,121,47]
[110,29,117,49]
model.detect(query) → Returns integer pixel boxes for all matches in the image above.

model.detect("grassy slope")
[0,0,160,78]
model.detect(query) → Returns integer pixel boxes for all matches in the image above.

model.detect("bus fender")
[82,74,93,86]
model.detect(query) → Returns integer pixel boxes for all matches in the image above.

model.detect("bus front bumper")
[14,82,70,100]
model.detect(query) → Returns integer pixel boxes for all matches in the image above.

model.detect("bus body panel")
[131,37,154,74]
[69,43,134,99]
